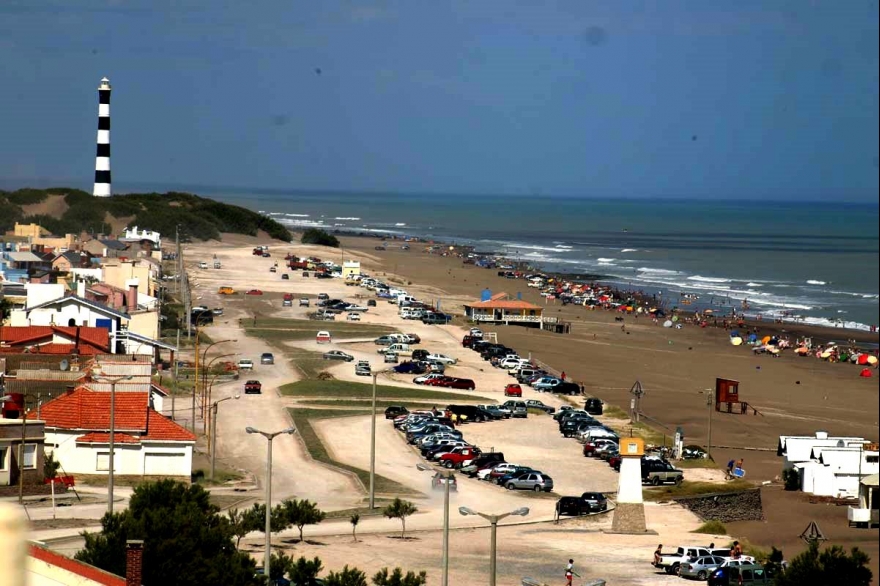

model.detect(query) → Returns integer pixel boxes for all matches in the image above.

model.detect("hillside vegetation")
[0,187,291,242]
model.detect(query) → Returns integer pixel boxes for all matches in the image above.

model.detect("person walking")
[564,559,580,586]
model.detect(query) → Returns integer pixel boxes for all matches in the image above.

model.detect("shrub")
[301,228,340,248]
[782,468,800,491]
[692,520,727,534]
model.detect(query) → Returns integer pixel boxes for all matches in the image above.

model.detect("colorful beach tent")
[762,336,772,345]
[731,337,743,346]
[857,354,869,365]
[748,333,758,343]
[868,356,878,366]
[663,320,673,328]
[795,347,810,355]
[860,368,873,378]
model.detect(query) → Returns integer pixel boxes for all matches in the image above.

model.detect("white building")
[39,387,194,479]
[778,432,878,498]
[122,226,161,249]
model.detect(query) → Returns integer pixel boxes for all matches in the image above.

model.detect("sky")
[1,0,878,201]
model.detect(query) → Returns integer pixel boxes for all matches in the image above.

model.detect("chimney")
[125,540,144,586]
[125,279,139,312]
[77,279,86,297]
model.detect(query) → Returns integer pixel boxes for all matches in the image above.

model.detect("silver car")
[679,556,726,580]
[504,472,554,492]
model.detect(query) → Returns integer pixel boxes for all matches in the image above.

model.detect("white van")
[397,295,417,306]
[379,343,412,356]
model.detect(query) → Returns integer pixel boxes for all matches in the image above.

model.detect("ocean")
[190,187,880,331]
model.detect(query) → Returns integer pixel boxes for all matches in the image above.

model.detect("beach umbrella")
[731,337,743,346]
[857,354,869,365]
[748,333,758,342]
[867,356,878,366]
[820,350,833,359]
[762,336,772,345]
[795,346,809,355]
[663,320,673,328]
[860,368,872,378]
[672,315,679,322]
[704,309,714,314]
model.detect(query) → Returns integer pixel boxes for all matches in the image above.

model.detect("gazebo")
[847,473,879,528]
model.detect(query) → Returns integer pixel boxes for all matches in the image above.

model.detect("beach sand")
[180,232,878,581]
[334,235,880,574]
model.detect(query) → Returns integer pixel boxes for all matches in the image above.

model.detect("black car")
[411,349,429,361]
[422,312,451,325]
[385,405,408,419]
[555,493,608,517]
[548,381,582,396]
[584,398,604,415]
[393,361,427,374]
[579,492,608,512]
[367,299,377,307]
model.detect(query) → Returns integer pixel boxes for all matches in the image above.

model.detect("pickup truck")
[378,343,414,357]
[655,546,726,576]
[642,460,684,486]
[438,446,481,469]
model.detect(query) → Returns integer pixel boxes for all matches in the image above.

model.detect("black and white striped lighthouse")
[93,77,112,197]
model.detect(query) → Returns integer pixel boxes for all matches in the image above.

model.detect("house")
[777,432,870,470]
[28,542,128,586]
[14,222,51,239]
[0,417,46,487]
[52,251,91,272]
[81,238,130,259]
[848,473,880,528]
[101,258,161,296]
[0,325,111,356]
[122,226,162,249]
[37,388,195,480]
[463,295,544,326]
[778,432,878,498]
[342,260,361,279]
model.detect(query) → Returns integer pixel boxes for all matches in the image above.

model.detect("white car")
[477,462,520,481]
[346,304,369,312]
[469,328,483,338]
[238,359,254,370]
[427,353,457,365]
[198,261,209,269]
[413,373,447,384]
[346,312,361,321]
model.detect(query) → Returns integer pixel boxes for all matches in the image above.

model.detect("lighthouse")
[610,436,651,533]
[93,77,112,197]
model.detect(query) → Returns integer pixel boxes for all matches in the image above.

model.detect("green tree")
[75,479,257,586]
[764,546,786,577]
[269,551,295,582]
[301,228,340,248]
[245,502,291,537]
[774,542,872,586]
[288,556,324,586]
[281,498,326,543]
[43,451,61,480]
[350,513,360,542]
[226,508,251,550]
[371,567,427,586]
[382,499,418,540]
[326,566,368,586]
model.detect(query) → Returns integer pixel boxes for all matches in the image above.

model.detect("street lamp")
[0,394,31,506]
[92,369,134,514]
[202,352,237,432]
[417,463,452,586]
[368,369,387,509]
[192,331,235,433]
[209,394,240,481]
[246,425,296,583]
[458,506,530,586]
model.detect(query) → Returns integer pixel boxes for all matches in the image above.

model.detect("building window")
[0,447,7,471]
[23,444,37,469]
[867,455,879,464]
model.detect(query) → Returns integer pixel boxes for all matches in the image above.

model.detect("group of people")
[652,541,744,566]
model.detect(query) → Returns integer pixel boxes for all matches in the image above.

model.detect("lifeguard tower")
[715,378,761,415]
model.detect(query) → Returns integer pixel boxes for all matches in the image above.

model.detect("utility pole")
[706,390,713,459]
[172,329,180,420]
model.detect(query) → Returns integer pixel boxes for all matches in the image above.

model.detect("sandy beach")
[176,231,879,584]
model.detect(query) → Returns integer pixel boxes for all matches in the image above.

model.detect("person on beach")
[731,541,743,559]
[565,559,580,585]
[561,371,566,381]
[653,544,663,567]
[727,459,736,479]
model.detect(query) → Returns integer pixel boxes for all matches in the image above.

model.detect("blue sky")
[1,1,878,201]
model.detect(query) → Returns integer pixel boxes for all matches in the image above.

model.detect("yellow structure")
[14,222,49,238]
[342,260,361,279]
[102,259,159,296]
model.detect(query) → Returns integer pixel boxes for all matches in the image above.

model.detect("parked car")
[245,289,263,295]
[578,492,608,512]
[504,472,554,492]
[438,378,475,390]
[355,362,372,376]
[532,377,562,391]
[238,359,254,370]
[504,384,523,397]
[346,312,361,321]
[427,353,457,365]
[322,350,355,362]
[367,299,377,307]
[555,492,608,517]
[260,353,275,365]
[680,556,727,581]
[502,400,528,418]
[525,399,555,414]
[244,380,262,394]
[642,459,684,486]
[547,381,582,395]
[384,405,409,419]
[384,352,399,363]
[281,273,289,280]
[476,404,507,420]
[655,546,715,576]
[393,361,427,374]
[708,563,772,586]
[583,438,618,457]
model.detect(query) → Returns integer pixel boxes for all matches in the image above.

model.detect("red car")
[437,378,476,391]
[608,454,622,470]
[246,289,263,295]
[244,380,262,394]
[504,384,522,397]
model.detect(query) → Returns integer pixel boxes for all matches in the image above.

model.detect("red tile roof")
[36,388,149,432]
[466,299,542,310]
[22,343,104,355]
[29,544,126,586]
[76,432,141,444]
[145,409,196,442]
[0,325,109,352]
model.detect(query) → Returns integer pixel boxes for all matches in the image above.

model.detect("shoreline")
[335,230,880,343]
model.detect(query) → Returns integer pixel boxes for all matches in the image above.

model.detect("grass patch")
[280,379,492,403]
[602,405,629,419]
[644,480,753,501]
[693,520,728,534]
[243,318,397,341]
[527,407,550,416]
[297,399,440,410]
[676,458,720,469]
[192,467,244,486]
[288,408,419,497]
[286,347,331,380]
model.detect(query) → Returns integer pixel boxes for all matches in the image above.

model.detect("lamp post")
[209,394,239,481]
[368,369,387,509]
[458,506,530,586]
[246,425,296,582]
[92,371,134,514]
[203,352,237,436]
[417,464,451,586]
[0,394,30,506]
[200,343,237,417]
